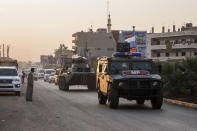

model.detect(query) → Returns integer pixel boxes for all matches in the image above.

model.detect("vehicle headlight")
[118,82,125,87]
[13,79,20,82]
[151,74,161,80]
[152,81,158,87]
[13,79,21,84]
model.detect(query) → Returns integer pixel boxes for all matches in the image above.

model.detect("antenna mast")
[107,0,112,33]
[7,45,10,58]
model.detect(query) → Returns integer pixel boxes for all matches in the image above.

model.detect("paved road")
[0,80,197,131]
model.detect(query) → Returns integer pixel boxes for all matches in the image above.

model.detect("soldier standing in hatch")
[26,68,34,102]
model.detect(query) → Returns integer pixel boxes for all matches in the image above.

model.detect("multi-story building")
[72,28,116,58]
[40,55,56,65]
[147,23,197,61]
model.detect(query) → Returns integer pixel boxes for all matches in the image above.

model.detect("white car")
[48,73,55,83]
[0,66,21,96]
[44,69,55,82]
[37,69,45,79]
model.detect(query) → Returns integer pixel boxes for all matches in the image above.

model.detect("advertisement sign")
[120,31,147,56]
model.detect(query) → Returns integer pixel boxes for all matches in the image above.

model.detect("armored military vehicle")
[58,56,96,91]
[96,52,163,109]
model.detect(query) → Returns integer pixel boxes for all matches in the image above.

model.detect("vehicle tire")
[97,82,107,104]
[108,88,119,109]
[136,99,145,104]
[58,77,63,90]
[16,92,21,96]
[88,81,96,91]
[151,90,163,109]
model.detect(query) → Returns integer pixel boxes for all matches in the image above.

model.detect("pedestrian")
[22,70,25,84]
[26,68,34,102]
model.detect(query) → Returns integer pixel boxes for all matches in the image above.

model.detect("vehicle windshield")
[110,61,152,74]
[39,70,44,73]
[45,70,55,74]
[0,69,18,76]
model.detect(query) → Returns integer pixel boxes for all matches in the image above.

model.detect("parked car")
[48,73,55,83]
[0,66,21,96]
[37,69,45,79]
[44,69,55,82]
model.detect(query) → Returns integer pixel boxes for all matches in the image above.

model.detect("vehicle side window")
[99,64,102,72]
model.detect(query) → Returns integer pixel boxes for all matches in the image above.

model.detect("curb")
[164,98,197,109]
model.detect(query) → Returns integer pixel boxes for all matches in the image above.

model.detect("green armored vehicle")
[58,56,96,91]
[96,52,163,109]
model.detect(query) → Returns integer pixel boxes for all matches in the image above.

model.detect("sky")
[0,0,197,62]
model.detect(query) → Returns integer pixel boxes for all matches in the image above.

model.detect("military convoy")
[96,52,163,109]
[56,52,163,109]
[58,56,96,91]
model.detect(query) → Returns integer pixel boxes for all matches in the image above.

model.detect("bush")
[161,57,197,97]
[88,57,97,71]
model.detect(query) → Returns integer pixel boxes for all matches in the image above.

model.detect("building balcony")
[152,56,185,61]
[72,46,77,50]
[72,33,77,37]
[172,43,197,49]
[72,39,77,43]
[151,45,166,50]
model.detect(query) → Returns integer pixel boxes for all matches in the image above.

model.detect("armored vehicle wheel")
[108,88,119,109]
[136,99,145,104]
[58,78,62,90]
[97,83,107,104]
[151,90,163,109]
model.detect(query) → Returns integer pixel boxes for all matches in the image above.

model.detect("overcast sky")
[0,0,197,62]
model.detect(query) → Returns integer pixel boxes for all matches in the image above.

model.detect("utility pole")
[3,44,5,57]
[7,45,10,58]
[0,45,1,57]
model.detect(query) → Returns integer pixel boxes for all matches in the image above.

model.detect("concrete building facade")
[40,55,56,65]
[147,23,197,61]
[72,28,116,58]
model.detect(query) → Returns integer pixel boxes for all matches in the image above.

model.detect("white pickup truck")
[0,66,21,96]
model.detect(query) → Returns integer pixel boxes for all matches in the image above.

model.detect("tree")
[54,44,68,59]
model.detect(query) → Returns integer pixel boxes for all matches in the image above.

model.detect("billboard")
[120,31,147,57]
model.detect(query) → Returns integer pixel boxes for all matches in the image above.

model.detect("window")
[194,52,197,56]
[98,64,102,72]
[157,53,160,57]
[182,52,186,56]
[95,48,101,50]
[107,48,114,51]
[194,39,197,43]
[156,41,160,45]
[176,52,179,57]
[0,69,17,76]
[182,39,186,44]
[166,53,170,57]
[174,40,178,44]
